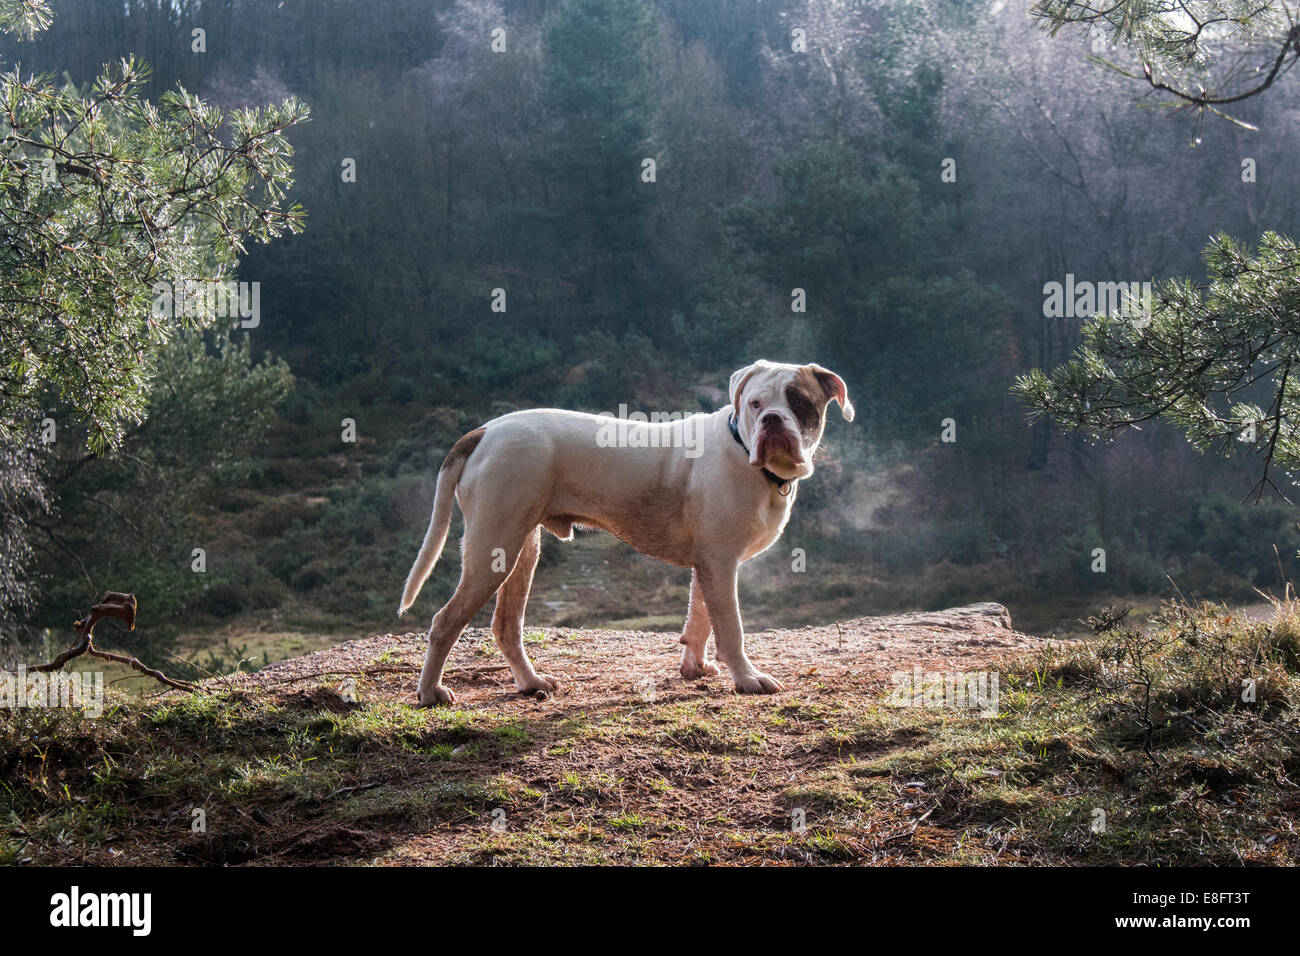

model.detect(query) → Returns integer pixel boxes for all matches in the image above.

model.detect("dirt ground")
[193,601,1063,865]
[238,601,1043,704]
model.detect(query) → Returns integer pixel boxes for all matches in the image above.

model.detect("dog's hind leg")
[417,521,533,707]
[679,569,720,680]
[491,525,560,697]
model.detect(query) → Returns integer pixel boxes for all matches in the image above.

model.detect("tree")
[0,433,47,642]
[725,139,1007,445]
[0,0,306,640]
[1015,232,1300,501]
[30,330,293,649]
[0,0,307,453]
[1021,0,1300,501]
[540,0,656,325]
[1033,0,1300,124]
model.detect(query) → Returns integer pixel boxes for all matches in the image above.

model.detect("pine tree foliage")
[1033,0,1300,123]
[0,0,308,453]
[1016,232,1300,499]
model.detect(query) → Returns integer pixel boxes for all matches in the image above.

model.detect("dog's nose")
[761,412,783,428]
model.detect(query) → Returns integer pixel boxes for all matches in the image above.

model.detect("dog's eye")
[749,399,762,410]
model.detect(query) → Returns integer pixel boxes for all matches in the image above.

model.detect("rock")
[872,602,1012,632]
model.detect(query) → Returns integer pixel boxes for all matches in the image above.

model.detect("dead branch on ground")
[28,591,199,693]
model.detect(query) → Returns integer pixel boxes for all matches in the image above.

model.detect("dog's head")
[728,360,854,481]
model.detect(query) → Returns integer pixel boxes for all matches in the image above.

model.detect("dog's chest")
[742,486,797,560]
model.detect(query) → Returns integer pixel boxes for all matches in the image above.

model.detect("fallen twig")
[28,592,198,693]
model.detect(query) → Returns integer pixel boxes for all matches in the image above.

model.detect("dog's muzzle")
[752,412,806,467]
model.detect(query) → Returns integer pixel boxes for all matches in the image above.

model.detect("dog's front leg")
[694,561,784,694]
[679,569,720,680]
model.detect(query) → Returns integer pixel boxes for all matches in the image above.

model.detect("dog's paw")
[732,671,784,695]
[416,684,457,707]
[515,673,560,699]
[681,658,721,680]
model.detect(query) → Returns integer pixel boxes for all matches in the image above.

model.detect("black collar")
[729,414,793,495]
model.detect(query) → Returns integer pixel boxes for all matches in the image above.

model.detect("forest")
[3,0,1300,668]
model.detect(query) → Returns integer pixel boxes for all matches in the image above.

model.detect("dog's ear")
[807,364,854,422]
[729,361,765,419]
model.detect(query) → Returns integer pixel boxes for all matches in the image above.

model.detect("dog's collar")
[729,414,793,496]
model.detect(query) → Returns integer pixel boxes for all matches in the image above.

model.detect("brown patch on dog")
[804,364,852,419]
[792,365,853,426]
[788,367,831,438]
[784,385,822,432]
[440,427,485,472]
[791,366,832,405]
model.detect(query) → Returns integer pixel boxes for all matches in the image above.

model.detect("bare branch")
[27,591,198,693]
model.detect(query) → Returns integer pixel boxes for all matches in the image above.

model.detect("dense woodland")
[4,0,1300,662]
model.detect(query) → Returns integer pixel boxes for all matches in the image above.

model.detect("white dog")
[399,360,853,706]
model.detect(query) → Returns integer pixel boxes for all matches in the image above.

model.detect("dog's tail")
[398,427,486,616]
